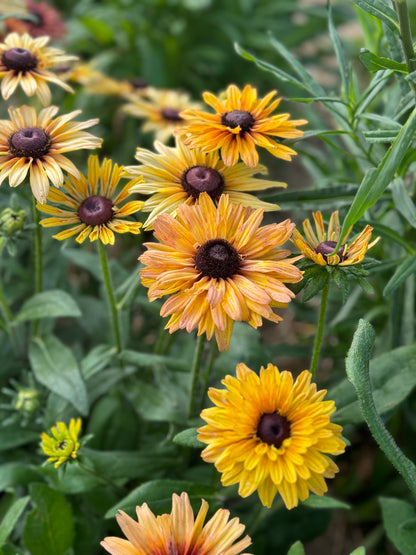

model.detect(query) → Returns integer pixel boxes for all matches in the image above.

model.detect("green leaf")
[391,177,416,228]
[61,248,102,281]
[349,548,366,555]
[287,541,305,555]
[302,270,330,302]
[14,290,81,323]
[0,428,39,452]
[383,254,416,296]
[80,344,115,379]
[105,479,216,518]
[29,335,89,415]
[121,350,189,372]
[351,0,399,32]
[173,428,205,449]
[80,16,114,44]
[338,104,416,244]
[362,129,399,143]
[23,484,74,555]
[380,497,416,555]
[0,463,42,489]
[0,496,30,548]
[359,50,407,73]
[302,494,351,510]
[328,3,350,95]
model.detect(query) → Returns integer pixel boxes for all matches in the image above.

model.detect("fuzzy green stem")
[98,241,122,354]
[309,278,330,379]
[199,341,217,412]
[394,1,416,89]
[188,334,206,420]
[31,197,43,338]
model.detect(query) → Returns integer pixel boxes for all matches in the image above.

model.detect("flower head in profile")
[292,210,379,266]
[101,491,252,555]
[4,0,67,40]
[40,417,82,468]
[139,193,302,351]
[0,105,102,203]
[176,83,307,167]
[198,363,346,509]
[38,155,143,245]
[0,32,75,105]
[125,137,285,230]
[122,87,202,143]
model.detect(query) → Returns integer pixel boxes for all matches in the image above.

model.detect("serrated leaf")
[380,497,416,555]
[0,496,30,548]
[383,254,416,296]
[173,428,204,449]
[29,335,89,415]
[14,290,81,323]
[302,494,351,510]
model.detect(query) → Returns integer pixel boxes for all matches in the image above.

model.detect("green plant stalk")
[98,241,122,354]
[199,340,217,412]
[0,280,20,353]
[309,277,330,379]
[188,334,206,420]
[32,197,43,337]
[394,1,416,85]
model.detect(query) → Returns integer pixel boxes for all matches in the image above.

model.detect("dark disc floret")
[257,412,291,448]
[78,195,114,226]
[181,165,224,199]
[195,238,241,279]
[161,108,182,122]
[9,127,51,158]
[221,110,255,133]
[315,240,346,262]
[2,47,38,72]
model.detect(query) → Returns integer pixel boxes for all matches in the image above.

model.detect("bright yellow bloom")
[0,105,102,204]
[139,193,302,351]
[38,155,143,245]
[101,491,252,555]
[0,32,75,105]
[125,137,285,230]
[40,417,82,468]
[198,363,346,509]
[122,87,202,143]
[176,83,307,167]
[291,210,379,266]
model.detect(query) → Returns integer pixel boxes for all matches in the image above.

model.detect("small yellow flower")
[176,83,307,167]
[198,363,346,509]
[40,418,82,468]
[291,210,379,266]
[101,491,252,555]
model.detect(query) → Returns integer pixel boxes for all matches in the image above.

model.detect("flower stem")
[188,334,206,420]
[0,280,21,353]
[394,1,416,77]
[309,277,330,379]
[98,241,122,354]
[199,340,217,412]
[31,196,43,338]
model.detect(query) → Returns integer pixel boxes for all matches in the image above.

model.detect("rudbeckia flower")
[125,137,285,229]
[139,193,302,351]
[291,210,379,266]
[40,417,82,468]
[122,87,202,143]
[176,83,307,167]
[101,491,252,555]
[198,363,346,509]
[0,105,102,204]
[38,155,143,245]
[0,32,75,105]
[3,1,67,40]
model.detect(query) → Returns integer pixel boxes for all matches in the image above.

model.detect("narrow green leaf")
[0,428,39,452]
[0,496,30,548]
[80,344,115,379]
[14,290,81,323]
[352,0,399,32]
[173,428,205,449]
[339,104,416,244]
[383,254,416,296]
[23,484,74,555]
[359,50,407,73]
[29,335,89,415]
[328,3,350,94]
[287,541,305,555]
[391,177,416,228]
[121,349,189,372]
[380,497,416,555]
[302,494,351,510]
[0,463,41,489]
[362,129,398,143]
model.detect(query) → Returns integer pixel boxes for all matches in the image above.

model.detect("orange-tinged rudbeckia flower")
[176,83,307,167]
[139,193,302,351]
[101,491,252,555]
[198,363,346,509]
[292,210,379,266]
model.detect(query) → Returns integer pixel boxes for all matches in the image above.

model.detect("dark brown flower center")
[315,240,345,262]
[2,47,38,72]
[9,128,51,158]
[160,108,182,122]
[195,239,241,279]
[181,165,224,199]
[257,412,291,448]
[221,110,255,133]
[78,195,113,226]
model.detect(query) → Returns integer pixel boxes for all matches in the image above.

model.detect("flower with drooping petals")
[101,491,252,555]
[176,83,307,167]
[0,104,102,203]
[38,154,143,245]
[4,0,67,40]
[40,417,82,468]
[0,32,75,105]
[291,210,379,266]
[139,193,302,351]
[125,137,285,230]
[198,363,346,509]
